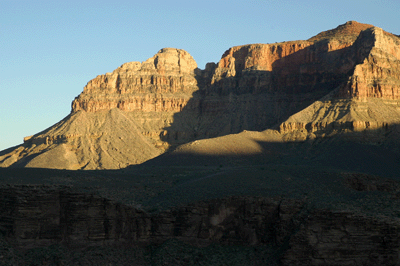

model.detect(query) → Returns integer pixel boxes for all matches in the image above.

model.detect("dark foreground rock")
[1,185,400,265]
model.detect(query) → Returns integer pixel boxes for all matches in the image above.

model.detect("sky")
[1,0,399,151]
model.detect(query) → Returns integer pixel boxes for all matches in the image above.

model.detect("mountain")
[1,21,399,170]
[2,21,400,265]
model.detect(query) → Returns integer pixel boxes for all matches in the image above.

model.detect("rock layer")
[1,21,400,169]
[2,185,400,265]
[0,185,304,247]
[72,48,200,113]
[338,27,400,99]
[279,26,400,137]
[282,210,400,265]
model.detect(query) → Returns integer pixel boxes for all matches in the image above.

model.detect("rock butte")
[1,21,400,265]
[0,20,400,171]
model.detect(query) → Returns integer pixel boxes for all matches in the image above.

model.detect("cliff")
[0,48,204,169]
[2,20,400,265]
[1,21,400,170]
[279,26,400,137]
[72,48,200,113]
[2,185,400,265]
[0,186,303,247]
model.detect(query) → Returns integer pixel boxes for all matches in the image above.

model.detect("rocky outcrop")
[279,26,400,136]
[278,96,400,138]
[72,48,200,113]
[279,24,400,136]
[2,185,400,265]
[282,210,400,265]
[0,185,305,247]
[338,27,400,99]
[209,21,374,97]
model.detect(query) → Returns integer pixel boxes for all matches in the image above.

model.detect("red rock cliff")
[279,25,400,135]
[2,21,400,170]
[72,48,200,113]
[338,27,400,99]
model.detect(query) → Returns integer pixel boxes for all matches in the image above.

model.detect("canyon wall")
[2,185,400,265]
[338,27,400,99]
[279,26,400,136]
[72,48,201,113]
[1,21,400,169]
[66,21,392,143]
[62,21,400,142]
[0,185,304,247]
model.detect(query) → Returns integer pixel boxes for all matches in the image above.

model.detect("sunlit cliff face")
[1,21,400,170]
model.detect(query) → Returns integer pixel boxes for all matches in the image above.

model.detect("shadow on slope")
[160,42,355,151]
[0,33,363,170]
[146,125,400,178]
[136,124,400,212]
[1,124,400,216]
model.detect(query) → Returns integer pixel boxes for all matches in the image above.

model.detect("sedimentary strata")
[1,21,400,170]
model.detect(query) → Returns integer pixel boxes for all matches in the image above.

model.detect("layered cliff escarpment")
[2,20,400,265]
[0,186,303,247]
[280,26,400,138]
[3,185,400,265]
[1,21,400,169]
[72,48,200,113]
[0,48,201,169]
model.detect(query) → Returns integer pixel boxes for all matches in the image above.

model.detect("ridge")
[1,21,400,170]
[308,20,374,42]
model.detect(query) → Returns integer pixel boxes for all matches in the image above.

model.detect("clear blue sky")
[1,0,399,151]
